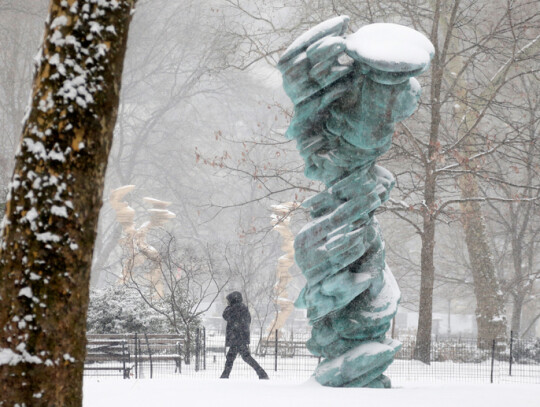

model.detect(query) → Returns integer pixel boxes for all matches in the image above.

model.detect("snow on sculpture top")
[280,16,350,62]
[346,23,434,76]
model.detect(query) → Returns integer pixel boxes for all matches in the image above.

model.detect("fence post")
[195,328,201,372]
[185,332,191,365]
[122,340,127,379]
[134,333,138,379]
[144,332,153,379]
[176,340,182,374]
[509,331,514,376]
[490,339,496,384]
[274,329,278,372]
[138,333,143,378]
[203,327,206,370]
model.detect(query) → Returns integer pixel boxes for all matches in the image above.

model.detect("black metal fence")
[85,333,184,379]
[388,334,540,384]
[84,330,540,384]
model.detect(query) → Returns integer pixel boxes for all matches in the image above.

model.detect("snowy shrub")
[431,341,490,363]
[512,338,540,364]
[87,285,173,334]
[395,337,491,363]
[87,284,203,361]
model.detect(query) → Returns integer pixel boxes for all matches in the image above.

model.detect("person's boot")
[220,362,233,379]
[242,352,268,379]
[254,364,269,380]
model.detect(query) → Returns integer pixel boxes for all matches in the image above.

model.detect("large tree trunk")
[413,2,443,361]
[510,294,524,335]
[413,144,438,363]
[0,1,136,405]
[458,174,507,345]
[414,213,436,363]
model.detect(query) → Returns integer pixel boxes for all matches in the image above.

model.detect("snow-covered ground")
[83,332,539,406]
[83,378,539,407]
[83,351,540,384]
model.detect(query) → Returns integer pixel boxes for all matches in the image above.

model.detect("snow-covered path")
[83,378,539,407]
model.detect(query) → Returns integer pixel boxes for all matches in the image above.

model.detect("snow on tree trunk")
[0,1,136,405]
[458,174,507,346]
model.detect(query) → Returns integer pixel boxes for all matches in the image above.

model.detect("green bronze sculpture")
[277,16,434,388]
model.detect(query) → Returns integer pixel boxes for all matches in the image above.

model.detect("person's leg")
[238,344,269,379]
[220,346,238,378]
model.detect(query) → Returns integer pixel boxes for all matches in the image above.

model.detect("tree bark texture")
[414,164,437,364]
[510,294,523,335]
[414,216,436,363]
[0,1,136,406]
[458,173,507,345]
[413,1,442,361]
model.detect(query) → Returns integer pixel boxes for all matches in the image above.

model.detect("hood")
[226,291,243,305]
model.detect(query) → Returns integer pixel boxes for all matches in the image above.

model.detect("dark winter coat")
[223,291,251,347]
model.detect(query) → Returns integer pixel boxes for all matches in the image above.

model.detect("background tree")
[0,0,48,218]
[90,0,250,287]
[0,1,136,405]
[484,73,540,337]
[122,232,229,361]
[223,240,282,339]
[87,284,172,334]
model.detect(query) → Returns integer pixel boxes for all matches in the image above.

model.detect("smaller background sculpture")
[266,202,299,340]
[109,185,176,297]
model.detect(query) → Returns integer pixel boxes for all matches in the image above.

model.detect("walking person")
[220,291,269,379]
